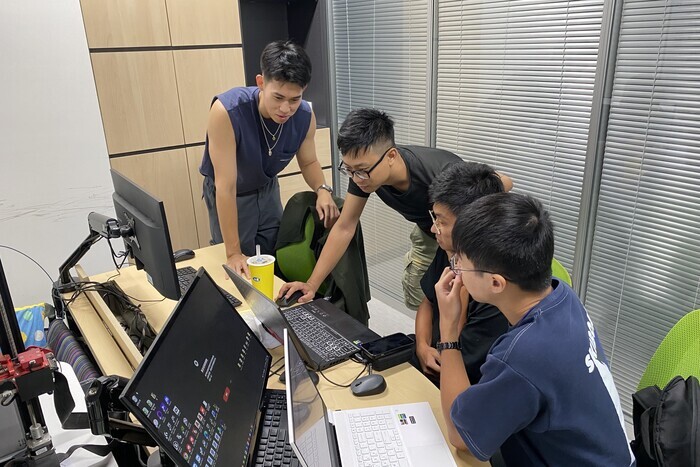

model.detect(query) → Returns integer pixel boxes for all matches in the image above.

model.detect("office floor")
[366,294,416,337]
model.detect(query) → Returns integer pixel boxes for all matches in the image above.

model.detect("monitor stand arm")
[86,376,175,466]
[52,212,132,318]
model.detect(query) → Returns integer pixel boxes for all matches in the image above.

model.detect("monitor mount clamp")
[52,212,133,318]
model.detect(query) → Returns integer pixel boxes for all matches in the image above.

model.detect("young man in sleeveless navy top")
[436,193,634,466]
[278,108,513,310]
[200,41,338,277]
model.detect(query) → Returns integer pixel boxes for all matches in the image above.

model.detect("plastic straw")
[256,244,261,258]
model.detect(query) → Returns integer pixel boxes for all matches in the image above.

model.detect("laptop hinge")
[327,410,343,467]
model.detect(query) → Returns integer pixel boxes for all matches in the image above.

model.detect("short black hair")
[452,193,554,292]
[337,108,395,158]
[260,40,312,87]
[429,161,504,213]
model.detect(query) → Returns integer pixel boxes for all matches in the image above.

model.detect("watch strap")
[316,184,333,193]
[436,341,461,353]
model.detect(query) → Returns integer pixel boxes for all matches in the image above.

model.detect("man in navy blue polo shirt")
[435,193,634,466]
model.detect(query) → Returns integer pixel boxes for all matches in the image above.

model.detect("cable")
[134,444,148,467]
[317,362,369,388]
[268,356,285,378]
[106,237,129,272]
[0,244,55,284]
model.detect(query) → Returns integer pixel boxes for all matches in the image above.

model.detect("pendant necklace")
[259,107,284,156]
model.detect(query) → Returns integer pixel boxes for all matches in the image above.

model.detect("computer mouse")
[350,374,386,397]
[275,290,305,307]
[173,248,195,263]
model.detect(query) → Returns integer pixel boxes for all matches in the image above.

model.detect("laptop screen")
[121,269,271,466]
[224,264,287,343]
[284,330,335,467]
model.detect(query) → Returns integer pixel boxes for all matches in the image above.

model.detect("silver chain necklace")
[259,110,283,140]
[258,110,284,156]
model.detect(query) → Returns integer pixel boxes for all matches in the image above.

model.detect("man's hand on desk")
[277,281,316,304]
[226,252,250,279]
[416,343,441,376]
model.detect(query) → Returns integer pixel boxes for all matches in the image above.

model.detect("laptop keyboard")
[284,306,358,361]
[255,390,299,467]
[177,266,242,308]
[348,410,409,467]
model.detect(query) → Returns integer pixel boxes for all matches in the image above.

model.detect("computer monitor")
[120,268,272,466]
[111,169,180,300]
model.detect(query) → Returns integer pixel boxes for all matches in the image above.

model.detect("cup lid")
[246,254,275,266]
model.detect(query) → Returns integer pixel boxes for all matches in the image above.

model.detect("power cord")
[317,361,369,388]
[268,356,285,378]
[0,244,54,285]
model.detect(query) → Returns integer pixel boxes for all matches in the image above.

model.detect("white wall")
[0,1,115,306]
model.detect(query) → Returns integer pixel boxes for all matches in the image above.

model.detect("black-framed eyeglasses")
[428,209,441,235]
[449,255,509,280]
[337,146,393,181]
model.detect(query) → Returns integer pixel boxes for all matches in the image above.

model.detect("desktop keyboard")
[284,306,358,361]
[176,266,242,308]
[255,390,299,467]
[347,410,409,467]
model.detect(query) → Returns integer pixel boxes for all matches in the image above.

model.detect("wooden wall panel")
[173,48,245,144]
[185,146,212,248]
[279,127,332,176]
[279,169,332,207]
[110,150,199,250]
[166,0,242,46]
[80,0,171,48]
[92,51,184,154]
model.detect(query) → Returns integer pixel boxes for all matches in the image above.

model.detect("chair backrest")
[551,257,572,286]
[638,308,700,390]
[276,211,318,286]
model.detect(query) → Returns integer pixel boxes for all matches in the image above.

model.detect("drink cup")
[247,255,275,299]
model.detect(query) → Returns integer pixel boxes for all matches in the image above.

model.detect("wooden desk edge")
[75,265,143,369]
[63,290,134,378]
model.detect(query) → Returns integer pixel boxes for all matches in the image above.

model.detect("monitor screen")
[285,330,335,467]
[121,268,272,466]
[110,169,180,300]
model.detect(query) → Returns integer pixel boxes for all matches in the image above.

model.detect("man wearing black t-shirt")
[278,108,513,311]
[414,162,509,386]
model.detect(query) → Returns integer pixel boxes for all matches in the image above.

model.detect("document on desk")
[39,362,118,466]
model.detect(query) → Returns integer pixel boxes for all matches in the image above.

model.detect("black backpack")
[631,375,700,466]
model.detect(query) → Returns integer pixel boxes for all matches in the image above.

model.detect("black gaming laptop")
[224,265,379,371]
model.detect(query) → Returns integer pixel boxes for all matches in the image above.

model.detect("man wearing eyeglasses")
[413,162,509,386]
[435,193,633,466]
[278,108,513,310]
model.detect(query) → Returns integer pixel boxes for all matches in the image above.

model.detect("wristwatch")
[316,184,333,194]
[436,341,461,353]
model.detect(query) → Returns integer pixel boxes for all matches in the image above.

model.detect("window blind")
[332,0,431,304]
[435,0,605,270]
[584,0,700,418]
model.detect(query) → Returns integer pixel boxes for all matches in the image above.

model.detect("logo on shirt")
[584,316,602,374]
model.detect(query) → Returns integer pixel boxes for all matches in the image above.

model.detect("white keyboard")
[347,410,409,467]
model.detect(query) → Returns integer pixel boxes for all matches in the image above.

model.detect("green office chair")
[637,308,700,390]
[275,210,328,295]
[551,257,572,286]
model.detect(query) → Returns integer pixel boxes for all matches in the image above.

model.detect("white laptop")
[283,329,457,467]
